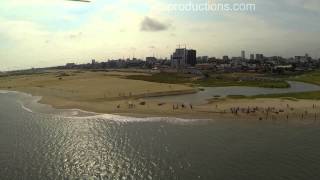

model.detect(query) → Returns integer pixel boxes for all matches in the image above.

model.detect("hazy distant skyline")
[1,0,320,70]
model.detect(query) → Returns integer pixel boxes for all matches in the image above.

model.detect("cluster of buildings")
[196,52,317,74]
[60,48,320,74]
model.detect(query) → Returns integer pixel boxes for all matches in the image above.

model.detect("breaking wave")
[5,90,207,123]
[60,113,208,123]
[0,90,10,94]
[19,101,33,113]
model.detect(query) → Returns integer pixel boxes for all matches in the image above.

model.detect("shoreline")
[2,71,320,123]
[4,88,320,124]
[38,94,320,124]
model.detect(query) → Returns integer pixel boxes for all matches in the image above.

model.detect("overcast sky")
[0,0,320,70]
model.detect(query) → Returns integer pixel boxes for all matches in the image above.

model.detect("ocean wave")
[0,90,9,94]
[3,90,208,123]
[59,113,209,123]
[19,102,33,113]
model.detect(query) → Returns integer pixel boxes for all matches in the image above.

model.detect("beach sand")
[1,70,320,122]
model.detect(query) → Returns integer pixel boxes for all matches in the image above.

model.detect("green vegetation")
[127,71,320,100]
[249,91,320,100]
[195,78,289,88]
[289,70,320,85]
[226,92,318,100]
[126,72,290,88]
[224,71,320,99]
[224,70,320,100]
[226,91,320,100]
[226,95,247,99]
[127,73,191,84]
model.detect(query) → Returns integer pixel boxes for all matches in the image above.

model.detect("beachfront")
[1,70,320,122]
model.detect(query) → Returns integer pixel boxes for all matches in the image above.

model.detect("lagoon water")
[147,81,320,104]
[1,91,320,179]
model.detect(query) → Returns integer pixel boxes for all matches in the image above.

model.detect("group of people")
[230,106,286,115]
[229,106,287,120]
[115,100,320,122]
[172,103,193,110]
[116,102,136,109]
[228,103,320,122]
[230,106,262,115]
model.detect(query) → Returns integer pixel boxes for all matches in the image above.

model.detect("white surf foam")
[19,102,33,113]
[59,113,209,123]
[3,90,209,123]
[0,90,9,94]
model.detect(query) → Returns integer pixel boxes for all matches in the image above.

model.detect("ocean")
[1,91,320,180]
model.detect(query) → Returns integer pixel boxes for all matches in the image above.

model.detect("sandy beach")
[1,70,320,122]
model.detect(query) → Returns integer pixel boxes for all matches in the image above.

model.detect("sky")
[0,0,320,70]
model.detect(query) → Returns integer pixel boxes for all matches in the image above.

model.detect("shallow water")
[146,81,320,104]
[1,92,320,180]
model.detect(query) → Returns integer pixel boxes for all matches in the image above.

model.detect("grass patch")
[289,70,320,85]
[249,91,320,100]
[227,95,247,99]
[127,73,191,84]
[227,91,320,100]
[126,73,290,88]
[195,78,289,88]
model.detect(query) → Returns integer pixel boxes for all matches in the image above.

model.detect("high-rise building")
[171,48,187,68]
[171,48,197,68]
[256,54,264,61]
[241,50,246,60]
[250,54,255,60]
[146,57,157,62]
[305,53,311,61]
[186,49,197,66]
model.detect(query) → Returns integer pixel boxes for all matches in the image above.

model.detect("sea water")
[1,92,320,180]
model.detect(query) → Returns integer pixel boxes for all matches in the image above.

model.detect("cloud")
[303,0,320,12]
[140,16,170,32]
[1,0,320,71]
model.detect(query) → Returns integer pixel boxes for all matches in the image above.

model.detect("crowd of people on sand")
[172,103,193,110]
[229,103,320,121]
[229,106,286,120]
[114,100,320,121]
[117,101,136,109]
[230,106,285,115]
[115,101,195,111]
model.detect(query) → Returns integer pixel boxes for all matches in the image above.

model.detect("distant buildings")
[56,47,319,75]
[222,56,229,61]
[201,56,208,62]
[295,54,311,63]
[241,50,246,60]
[256,54,264,61]
[171,48,186,68]
[186,49,197,66]
[146,57,157,62]
[171,48,197,69]
[145,57,157,68]
[65,63,76,68]
[250,54,255,60]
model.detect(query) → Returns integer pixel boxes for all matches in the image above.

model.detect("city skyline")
[1,0,320,70]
